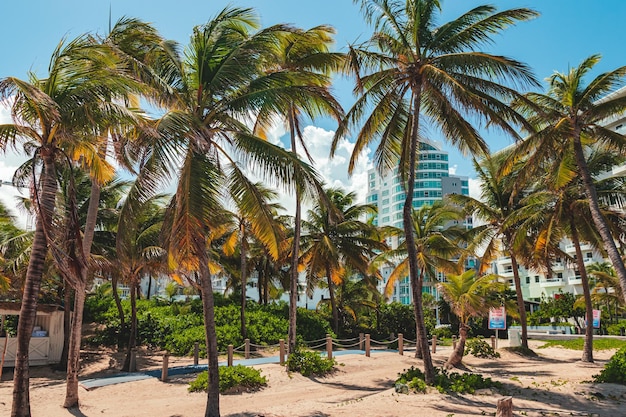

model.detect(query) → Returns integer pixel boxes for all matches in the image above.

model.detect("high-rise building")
[365,141,471,306]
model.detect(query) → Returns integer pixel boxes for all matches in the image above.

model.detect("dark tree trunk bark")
[63,282,86,408]
[445,323,468,368]
[327,267,339,334]
[569,216,594,362]
[508,251,528,349]
[122,277,138,372]
[573,132,626,305]
[111,274,125,351]
[12,151,57,417]
[198,245,220,417]
[288,107,300,354]
[402,90,435,384]
[56,281,72,372]
[240,223,248,340]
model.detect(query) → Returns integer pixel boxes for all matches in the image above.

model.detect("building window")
[586,252,592,259]
[525,276,530,284]
[557,272,563,278]
[535,276,540,283]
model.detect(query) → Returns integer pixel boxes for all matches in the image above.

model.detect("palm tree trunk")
[288,106,300,354]
[573,133,626,305]
[63,282,86,408]
[326,266,339,333]
[445,323,468,369]
[240,223,248,340]
[64,171,102,408]
[122,277,138,372]
[402,91,435,384]
[12,151,57,417]
[198,247,220,417]
[56,281,72,372]
[509,251,528,349]
[569,216,594,362]
[111,273,126,351]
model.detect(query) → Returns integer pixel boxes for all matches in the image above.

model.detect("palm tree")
[130,8,325,416]
[373,200,466,357]
[507,55,626,305]
[254,25,344,353]
[300,187,387,333]
[588,262,624,323]
[332,0,538,383]
[221,181,283,340]
[0,33,144,415]
[449,156,532,350]
[438,269,508,368]
[116,194,167,371]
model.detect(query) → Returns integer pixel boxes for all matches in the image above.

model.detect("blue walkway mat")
[79,349,396,390]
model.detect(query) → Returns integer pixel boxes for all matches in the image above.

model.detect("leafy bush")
[396,366,501,394]
[432,325,453,340]
[464,338,500,358]
[594,346,626,384]
[286,347,336,377]
[188,365,267,393]
[606,322,626,336]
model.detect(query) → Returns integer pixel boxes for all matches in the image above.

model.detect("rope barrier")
[307,342,327,350]
[332,337,359,343]
[331,340,361,348]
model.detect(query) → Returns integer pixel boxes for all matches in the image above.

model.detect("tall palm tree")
[449,155,532,350]
[130,8,324,417]
[300,187,387,333]
[332,0,538,383]
[254,25,344,353]
[507,55,626,305]
[373,200,466,357]
[0,34,143,416]
[438,269,508,368]
[588,262,624,323]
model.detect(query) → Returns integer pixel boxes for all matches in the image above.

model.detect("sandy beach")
[1,340,625,417]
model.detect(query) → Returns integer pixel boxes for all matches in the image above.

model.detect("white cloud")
[468,178,482,200]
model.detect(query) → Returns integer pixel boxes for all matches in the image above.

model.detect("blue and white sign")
[592,309,601,329]
[488,306,507,330]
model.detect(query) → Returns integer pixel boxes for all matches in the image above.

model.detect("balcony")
[540,278,565,288]
[568,276,582,285]
[552,262,565,271]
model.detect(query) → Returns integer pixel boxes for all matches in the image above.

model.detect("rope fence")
[160,332,457,380]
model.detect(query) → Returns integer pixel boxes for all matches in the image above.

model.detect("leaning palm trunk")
[573,134,626,304]
[63,282,86,407]
[56,282,72,371]
[122,278,139,372]
[403,93,435,384]
[198,248,220,417]
[326,266,339,333]
[64,174,102,408]
[288,109,300,354]
[240,224,248,340]
[445,323,468,369]
[569,217,594,362]
[12,153,58,417]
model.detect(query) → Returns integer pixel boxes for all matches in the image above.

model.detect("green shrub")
[188,365,267,393]
[432,325,453,340]
[464,338,500,359]
[594,346,626,384]
[286,347,336,377]
[395,366,501,394]
[606,322,626,336]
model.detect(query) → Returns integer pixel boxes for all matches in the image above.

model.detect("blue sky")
[1,0,626,222]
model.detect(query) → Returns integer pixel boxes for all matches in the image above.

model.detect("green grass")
[538,338,626,351]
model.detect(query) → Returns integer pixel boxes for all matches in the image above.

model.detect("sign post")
[488,306,507,349]
[592,309,601,329]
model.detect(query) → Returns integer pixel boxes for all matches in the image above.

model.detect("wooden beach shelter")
[0,301,64,367]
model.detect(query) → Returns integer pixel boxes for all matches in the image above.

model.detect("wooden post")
[491,335,496,350]
[245,338,250,359]
[431,335,437,354]
[227,344,234,367]
[398,333,404,356]
[452,335,457,349]
[193,342,199,366]
[365,334,371,357]
[496,396,513,417]
[161,353,169,381]
[326,334,332,360]
[359,333,364,350]
[279,339,285,366]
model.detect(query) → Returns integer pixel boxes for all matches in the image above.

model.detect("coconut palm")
[449,155,533,350]
[0,32,146,415]
[506,55,626,305]
[130,8,324,417]
[373,200,466,357]
[333,0,538,382]
[587,262,624,322]
[254,25,344,353]
[438,269,508,368]
[300,187,387,333]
